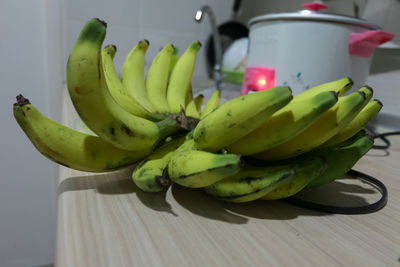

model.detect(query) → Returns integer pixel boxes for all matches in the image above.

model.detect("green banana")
[66,18,177,151]
[254,88,369,160]
[101,44,161,120]
[226,91,338,155]
[13,95,151,172]
[167,138,241,188]
[204,163,296,203]
[121,39,156,113]
[307,130,374,187]
[132,136,185,192]
[201,89,220,119]
[295,77,353,100]
[146,44,175,114]
[322,99,382,147]
[194,86,293,152]
[261,156,327,200]
[167,41,201,114]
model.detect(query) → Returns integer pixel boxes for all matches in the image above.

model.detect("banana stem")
[156,117,181,141]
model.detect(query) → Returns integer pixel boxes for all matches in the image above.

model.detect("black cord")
[365,125,400,150]
[282,169,388,214]
[281,126,397,214]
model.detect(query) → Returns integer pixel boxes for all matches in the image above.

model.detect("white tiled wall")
[64,0,234,78]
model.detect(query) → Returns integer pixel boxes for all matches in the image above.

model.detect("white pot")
[243,9,394,95]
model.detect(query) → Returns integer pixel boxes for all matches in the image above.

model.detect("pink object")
[301,2,328,12]
[349,30,394,57]
[241,66,275,95]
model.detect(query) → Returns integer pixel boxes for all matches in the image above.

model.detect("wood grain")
[55,91,400,266]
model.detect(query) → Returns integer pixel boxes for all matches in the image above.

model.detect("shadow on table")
[171,184,325,222]
[58,171,378,223]
[58,170,177,216]
[58,168,137,196]
[171,178,379,222]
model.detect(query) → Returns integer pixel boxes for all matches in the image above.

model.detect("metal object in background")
[196,0,249,84]
[194,5,223,89]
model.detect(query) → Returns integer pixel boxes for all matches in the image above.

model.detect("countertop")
[55,91,400,267]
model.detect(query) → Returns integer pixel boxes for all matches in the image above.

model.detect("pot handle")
[349,30,394,58]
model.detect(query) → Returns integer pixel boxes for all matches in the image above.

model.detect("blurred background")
[1,0,399,266]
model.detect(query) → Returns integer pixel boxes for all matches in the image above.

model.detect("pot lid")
[248,10,381,30]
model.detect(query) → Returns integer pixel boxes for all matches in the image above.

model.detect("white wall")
[64,0,235,79]
[0,0,63,266]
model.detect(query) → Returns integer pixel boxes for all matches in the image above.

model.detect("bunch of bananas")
[14,18,383,203]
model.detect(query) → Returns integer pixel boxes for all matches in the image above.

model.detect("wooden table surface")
[55,94,400,267]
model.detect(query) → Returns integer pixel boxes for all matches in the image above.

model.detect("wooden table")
[55,94,400,266]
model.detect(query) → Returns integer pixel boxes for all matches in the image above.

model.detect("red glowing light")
[257,77,267,86]
[242,66,276,94]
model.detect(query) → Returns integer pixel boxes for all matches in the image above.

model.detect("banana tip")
[346,76,354,85]
[374,98,383,107]
[14,94,30,106]
[329,91,339,101]
[94,18,107,28]
[363,85,374,94]
[358,90,366,99]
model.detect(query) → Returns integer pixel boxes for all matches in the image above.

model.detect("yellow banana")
[254,88,369,160]
[167,138,241,188]
[132,135,185,192]
[201,89,220,119]
[185,91,202,119]
[168,47,179,81]
[101,45,162,120]
[194,94,204,114]
[204,163,296,203]
[13,95,151,172]
[295,77,353,100]
[66,18,177,151]
[321,99,382,147]
[194,86,293,152]
[121,39,156,113]
[226,91,338,155]
[146,44,175,114]
[167,41,201,114]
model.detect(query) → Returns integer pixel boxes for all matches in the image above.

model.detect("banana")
[167,138,241,188]
[261,156,327,200]
[254,88,369,160]
[121,39,156,113]
[321,99,382,147]
[185,94,204,119]
[13,95,151,172]
[307,130,374,187]
[226,91,338,155]
[167,41,202,114]
[201,89,221,119]
[194,86,293,152]
[101,45,161,120]
[168,47,179,80]
[295,77,353,100]
[194,94,204,114]
[66,18,177,151]
[204,163,296,203]
[146,44,175,114]
[132,135,185,192]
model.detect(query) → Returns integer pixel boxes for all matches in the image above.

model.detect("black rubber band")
[282,169,388,214]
